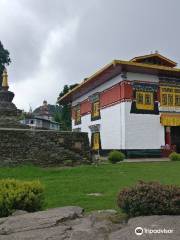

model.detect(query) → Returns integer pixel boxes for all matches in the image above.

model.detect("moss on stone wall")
[0,129,90,166]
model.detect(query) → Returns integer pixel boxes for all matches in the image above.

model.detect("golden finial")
[2,68,9,90]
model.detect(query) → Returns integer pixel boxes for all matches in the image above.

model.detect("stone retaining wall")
[0,129,90,166]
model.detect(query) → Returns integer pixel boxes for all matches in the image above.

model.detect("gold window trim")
[92,100,100,118]
[160,86,180,107]
[92,132,100,150]
[136,91,154,110]
[75,108,81,125]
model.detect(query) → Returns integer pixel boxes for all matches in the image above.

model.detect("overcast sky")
[0,0,180,111]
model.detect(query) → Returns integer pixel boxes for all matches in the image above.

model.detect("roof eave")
[58,60,180,104]
[58,61,116,104]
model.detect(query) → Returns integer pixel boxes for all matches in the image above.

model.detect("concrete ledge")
[124,158,170,162]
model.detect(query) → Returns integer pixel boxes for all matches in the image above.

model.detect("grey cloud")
[0,0,180,110]
[57,0,180,84]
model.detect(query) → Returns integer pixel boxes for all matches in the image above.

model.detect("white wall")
[72,72,164,150]
[124,102,165,149]
[100,104,123,149]
[73,103,123,149]
[127,72,159,83]
[72,74,122,106]
[73,114,97,141]
[73,101,165,150]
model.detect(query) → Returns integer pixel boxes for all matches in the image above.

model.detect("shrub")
[169,152,180,161]
[117,181,180,217]
[0,179,44,217]
[108,150,125,163]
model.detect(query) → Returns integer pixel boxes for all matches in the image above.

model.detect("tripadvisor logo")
[135,227,143,236]
[135,226,174,236]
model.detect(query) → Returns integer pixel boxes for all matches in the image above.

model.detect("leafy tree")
[54,111,61,123]
[59,84,69,98]
[53,106,62,125]
[58,84,78,130]
[0,41,11,87]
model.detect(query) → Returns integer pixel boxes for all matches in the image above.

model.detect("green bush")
[0,179,44,217]
[169,152,180,161]
[108,150,125,163]
[117,181,180,217]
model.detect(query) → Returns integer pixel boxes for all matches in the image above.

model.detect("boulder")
[0,206,83,239]
[109,215,180,240]
[0,207,179,240]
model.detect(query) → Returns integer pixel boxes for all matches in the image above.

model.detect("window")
[175,95,180,106]
[136,92,143,104]
[91,100,100,120]
[162,94,168,105]
[145,93,152,105]
[168,94,173,105]
[136,91,154,110]
[92,132,100,150]
[75,108,81,125]
[160,87,180,107]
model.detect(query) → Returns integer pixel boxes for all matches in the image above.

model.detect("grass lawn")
[0,162,180,212]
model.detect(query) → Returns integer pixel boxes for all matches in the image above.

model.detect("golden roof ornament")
[2,68,9,90]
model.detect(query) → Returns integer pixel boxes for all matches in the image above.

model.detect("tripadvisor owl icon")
[135,227,143,236]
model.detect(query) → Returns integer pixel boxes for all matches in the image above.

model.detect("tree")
[58,83,78,130]
[0,41,11,87]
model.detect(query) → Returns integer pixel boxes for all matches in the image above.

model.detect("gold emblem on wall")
[160,114,180,126]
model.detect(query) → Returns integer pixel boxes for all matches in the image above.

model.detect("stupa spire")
[0,67,26,128]
[2,68,9,90]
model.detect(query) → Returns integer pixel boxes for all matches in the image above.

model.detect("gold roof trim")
[130,53,177,67]
[58,59,180,103]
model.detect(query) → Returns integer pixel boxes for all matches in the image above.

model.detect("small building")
[21,117,60,130]
[20,100,61,130]
[58,53,180,157]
